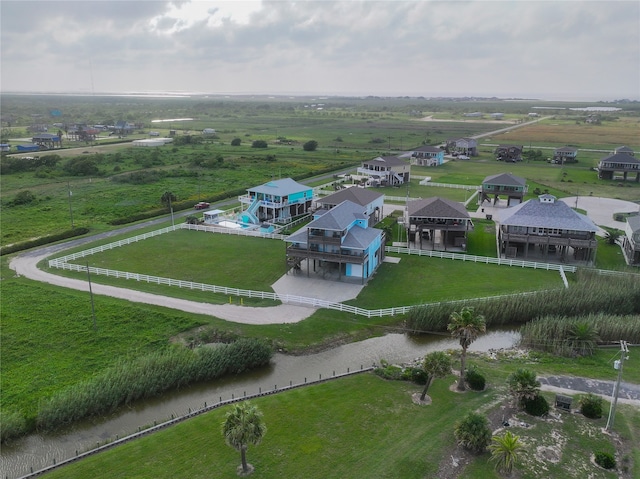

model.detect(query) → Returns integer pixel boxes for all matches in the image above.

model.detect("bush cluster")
[594,451,616,470]
[523,394,550,417]
[579,393,604,419]
[35,339,272,432]
[465,366,486,391]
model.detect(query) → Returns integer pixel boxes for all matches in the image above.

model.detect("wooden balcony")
[286,246,368,264]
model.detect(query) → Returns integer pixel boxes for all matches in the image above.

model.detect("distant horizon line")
[1,90,637,103]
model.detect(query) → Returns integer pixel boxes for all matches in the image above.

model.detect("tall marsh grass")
[519,314,640,355]
[405,270,640,333]
[35,339,272,432]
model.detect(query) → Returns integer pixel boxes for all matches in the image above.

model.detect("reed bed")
[36,339,272,432]
[519,313,640,355]
[405,271,640,334]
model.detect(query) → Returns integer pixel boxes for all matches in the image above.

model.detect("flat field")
[39,363,640,479]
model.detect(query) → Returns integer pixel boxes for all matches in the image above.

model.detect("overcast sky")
[1,0,638,101]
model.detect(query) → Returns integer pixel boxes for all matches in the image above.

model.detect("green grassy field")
[38,354,640,479]
[55,228,565,309]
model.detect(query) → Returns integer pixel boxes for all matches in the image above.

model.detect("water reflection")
[1,329,518,478]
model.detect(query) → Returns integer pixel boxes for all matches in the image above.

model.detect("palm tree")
[222,401,267,476]
[420,351,452,401]
[489,431,523,475]
[507,368,540,408]
[603,229,621,245]
[447,307,486,391]
[161,191,176,226]
[566,321,600,357]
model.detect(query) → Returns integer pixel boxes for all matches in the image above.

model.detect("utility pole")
[605,340,629,432]
[86,262,97,331]
[67,182,74,228]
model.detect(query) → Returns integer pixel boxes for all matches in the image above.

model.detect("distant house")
[31,133,62,149]
[0,143,10,152]
[357,156,410,186]
[464,112,483,118]
[496,194,599,264]
[597,153,640,182]
[316,187,384,226]
[114,121,134,135]
[202,128,216,134]
[553,147,578,164]
[446,138,478,157]
[284,200,385,283]
[405,197,473,251]
[621,214,640,267]
[480,173,527,206]
[490,113,505,119]
[239,178,314,225]
[409,145,445,166]
[495,145,523,162]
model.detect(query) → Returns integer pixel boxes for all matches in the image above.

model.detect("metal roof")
[319,187,383,207]
[483,173,527,187]
[248,178,311,196]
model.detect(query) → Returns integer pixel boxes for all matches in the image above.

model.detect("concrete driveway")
[559,196,639,230]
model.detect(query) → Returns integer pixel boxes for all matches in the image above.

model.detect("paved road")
[540,375,640,407]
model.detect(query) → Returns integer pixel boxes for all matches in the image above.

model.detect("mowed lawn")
[41,373,491,479]
[63,228,565,308]
[68,230,286,292]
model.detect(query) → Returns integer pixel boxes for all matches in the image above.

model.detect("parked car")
[194,202,210,210]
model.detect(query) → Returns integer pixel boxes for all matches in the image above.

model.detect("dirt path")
[10,250,317,325]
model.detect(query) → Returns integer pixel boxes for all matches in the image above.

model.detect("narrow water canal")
[1,329,519,478]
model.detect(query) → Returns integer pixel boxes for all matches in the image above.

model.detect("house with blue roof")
[284,200,385,283]
[239,178,314,225]
[496,194,599,264]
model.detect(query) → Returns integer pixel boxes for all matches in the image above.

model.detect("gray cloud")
[1,0,638,99]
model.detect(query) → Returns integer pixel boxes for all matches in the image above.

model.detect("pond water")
[1,329,519,478]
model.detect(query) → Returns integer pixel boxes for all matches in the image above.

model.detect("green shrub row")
[519,313,640,354]
[35,339,272,432]
[0,227,91,256]
[405,271,640,333]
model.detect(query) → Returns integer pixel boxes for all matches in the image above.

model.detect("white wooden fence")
[48,224,638,320]
[384,246,578,273]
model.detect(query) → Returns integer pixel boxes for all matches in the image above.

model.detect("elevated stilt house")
[239,178,314,225]
[480,173,527,206]
[405,197,473,251]
[284,200,385,283]
[496,194,599,264]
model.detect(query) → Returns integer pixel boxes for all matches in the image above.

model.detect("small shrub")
[594,451,616,470]
[523,393,549,416]
[465,366,486,391]
[454,412,492,453]
[579,393,604,419]
[0,410,28,443]
[374,360,403,380]
[402,366,428,385]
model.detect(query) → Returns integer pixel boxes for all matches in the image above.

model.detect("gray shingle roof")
[407,197,470,219]
[599,153,640,165]
[310,200,367,230]
[483,173,527,187]
[248,178,311,196]
[497,197,599,232]
[363,156,407,167]
[627,214,640,233]
[284,200,382,248]
[411,145,442,153]
[319,187,383,207]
